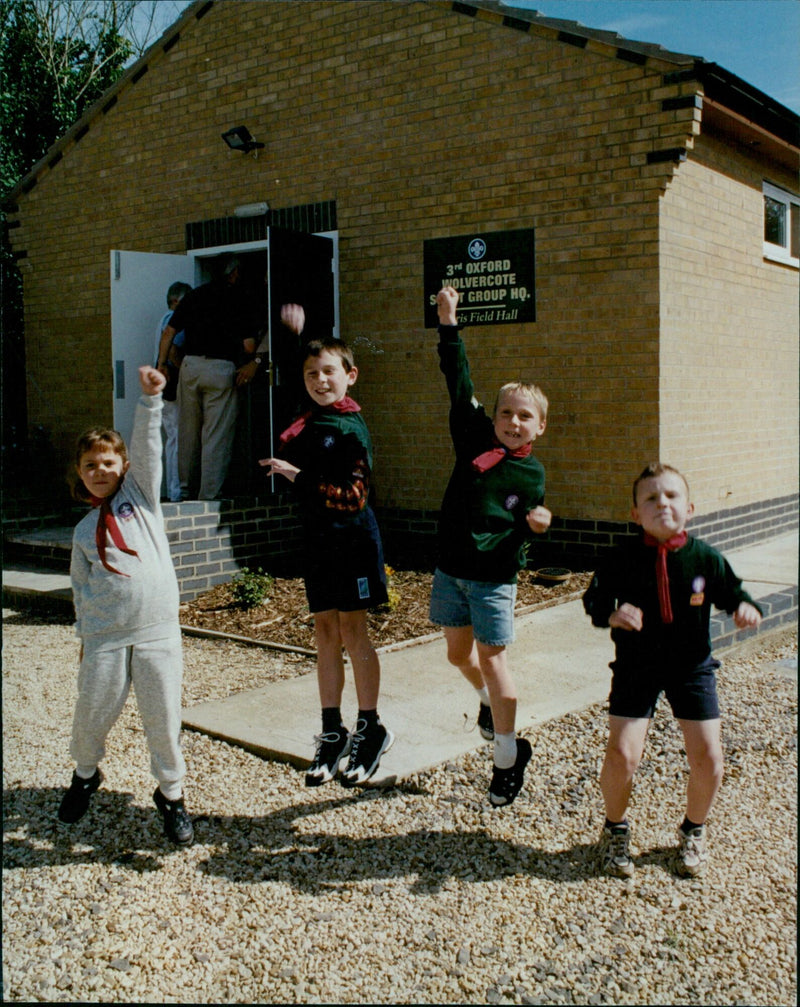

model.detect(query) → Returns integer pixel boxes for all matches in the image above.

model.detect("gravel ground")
[3,608,796,1005]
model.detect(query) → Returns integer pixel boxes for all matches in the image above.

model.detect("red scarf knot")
[278,396,361,448]
[471,438,532,473]
[90,493,139,576]
[644,530,688,624]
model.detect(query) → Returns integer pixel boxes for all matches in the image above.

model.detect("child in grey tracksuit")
[58,366,192,845]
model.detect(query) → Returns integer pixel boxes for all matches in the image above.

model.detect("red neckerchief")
[471,437,532,473]
[643,530,688,623]
[90,492,139,576]
[278,396,361,448]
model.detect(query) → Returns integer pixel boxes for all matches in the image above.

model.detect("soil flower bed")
[179,567,593,651]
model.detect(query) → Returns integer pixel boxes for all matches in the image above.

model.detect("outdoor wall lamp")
[234,202,269,217]
[221,126,264,154]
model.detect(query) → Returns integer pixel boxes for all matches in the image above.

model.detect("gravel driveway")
[3,608,796,1005]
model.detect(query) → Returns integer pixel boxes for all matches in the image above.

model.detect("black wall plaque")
[424,229,535,327]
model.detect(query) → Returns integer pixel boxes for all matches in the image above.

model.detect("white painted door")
[109,250,195,444]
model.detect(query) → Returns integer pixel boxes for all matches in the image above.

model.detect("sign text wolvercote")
[424,229,535,327]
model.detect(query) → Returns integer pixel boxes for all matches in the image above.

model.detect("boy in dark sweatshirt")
[583,462,762,878]
[431,285,551,808]
[260,305,393,789]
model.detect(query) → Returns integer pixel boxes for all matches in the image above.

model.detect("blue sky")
[507,0,800,112]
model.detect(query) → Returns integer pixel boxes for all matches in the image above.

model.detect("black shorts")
[302,509,389,614]
[608,655,721,721]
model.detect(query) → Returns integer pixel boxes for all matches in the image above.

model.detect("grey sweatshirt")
[71,394,179,650]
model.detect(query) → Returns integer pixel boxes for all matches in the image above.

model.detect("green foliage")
[231,568,274,610]
[383,565,400,612]
[0,0,134,199]
[0,1,156,472]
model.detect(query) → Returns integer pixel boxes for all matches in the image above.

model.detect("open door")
[110,250,195,445]
[110,230,336,496]
[229,228,336,494]
[265,228,336,453]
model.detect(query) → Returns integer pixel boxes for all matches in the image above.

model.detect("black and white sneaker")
[478,702,495,741]
[57,769,102,823]
[305,729,351,787]
[488,738,532,807]
[153,788,194,846]
[340,719,394,788]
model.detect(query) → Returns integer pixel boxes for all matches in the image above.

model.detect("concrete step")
[3,525,73,573]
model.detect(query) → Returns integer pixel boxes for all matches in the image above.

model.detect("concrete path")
[181,531,798,786]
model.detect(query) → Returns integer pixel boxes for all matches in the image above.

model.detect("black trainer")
[305,729,351,787]
[488,737,532,807]
[340,719,394,788]
[478,702,495,741]
[57,769,102,823]
[153,788,194,845]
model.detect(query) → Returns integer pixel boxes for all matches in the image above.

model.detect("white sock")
[475,686,490,706]
[494,732,517,769]
[159,784,183,802]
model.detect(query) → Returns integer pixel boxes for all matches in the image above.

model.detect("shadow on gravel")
[4,786,603,890]
[3,786,181,873]
[191,792,602,893]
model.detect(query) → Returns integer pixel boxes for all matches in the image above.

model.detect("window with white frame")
[763,180,799,267]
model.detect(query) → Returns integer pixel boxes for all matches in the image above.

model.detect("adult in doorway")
[157,255,259,500]
[154,280,192,502]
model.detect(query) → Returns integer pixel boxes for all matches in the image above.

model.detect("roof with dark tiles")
[4,0,798,209]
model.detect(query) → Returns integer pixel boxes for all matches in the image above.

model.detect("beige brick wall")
[11,0,793,530]
[660,132,800,517]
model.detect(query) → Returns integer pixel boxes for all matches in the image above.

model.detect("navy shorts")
[429,568,516,647]
[302,510,388,614]
[608,655,721,721]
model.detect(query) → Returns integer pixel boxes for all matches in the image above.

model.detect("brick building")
[5,0,798,598]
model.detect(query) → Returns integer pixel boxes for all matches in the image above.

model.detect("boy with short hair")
[431,285,551,808]
[583,462,762,878]
[260,305,393,788]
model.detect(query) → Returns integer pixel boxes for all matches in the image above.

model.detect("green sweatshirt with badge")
[583,534,762,669]
[435,325,546,584]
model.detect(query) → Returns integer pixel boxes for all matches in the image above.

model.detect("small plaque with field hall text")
[424,229,535,328]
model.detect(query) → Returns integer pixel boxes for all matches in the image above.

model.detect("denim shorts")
[608,656,721,721]
[429,568,517,647]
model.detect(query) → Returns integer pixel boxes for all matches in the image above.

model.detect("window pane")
[791,203,799,259]
[764,195,786,246]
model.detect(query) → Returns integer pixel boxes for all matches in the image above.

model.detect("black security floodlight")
[221,126,264,153]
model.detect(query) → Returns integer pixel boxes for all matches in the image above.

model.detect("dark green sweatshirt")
[583,534,762,669]
[282,408,375,531]
[436,325,546,584]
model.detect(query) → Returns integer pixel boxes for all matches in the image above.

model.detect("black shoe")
[488,738,532,807]
[478,702,494,741]
[305,728,351,787]
[57,769,102,823]
[340,719,394,788]
[153,788,194,845]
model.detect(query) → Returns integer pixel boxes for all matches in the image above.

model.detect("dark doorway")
[223,228,336,495]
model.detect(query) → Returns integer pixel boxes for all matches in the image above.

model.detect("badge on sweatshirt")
[504,493,520,511]
[117,502,135,521]
[690,576,706,606]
